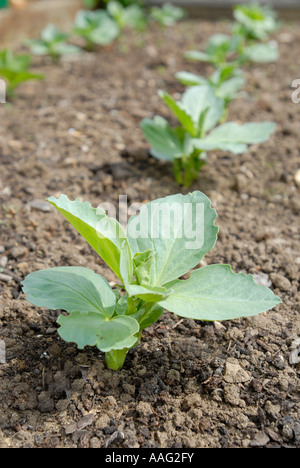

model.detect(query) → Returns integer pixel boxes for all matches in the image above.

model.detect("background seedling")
[106,1,147,30]
[0,49,44,99]
[26,24,82,64]
[233,2,280,41]
[73,9,120,50]
[185,33,238,68]
[149,3,186,27]
[175,64,245,110]
[141,85,275,186]
[185,1,280,68]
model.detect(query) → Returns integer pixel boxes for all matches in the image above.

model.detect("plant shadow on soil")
[0,20,299,448]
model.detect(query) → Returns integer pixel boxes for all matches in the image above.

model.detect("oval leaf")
[22,266,116,318]
[48,194,133,283]
[192,121,276,154]
[181,85,224,134]
[57,312,139,352]
[159,264,281,321]
[127,191,218,287]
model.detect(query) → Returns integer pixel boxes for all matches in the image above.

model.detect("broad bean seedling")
[26,24,81,64]
[22,192,281,371]
[141,85,275,186]
[0,49,44,99]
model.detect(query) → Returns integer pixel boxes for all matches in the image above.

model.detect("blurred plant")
[149,2,186,26]
[176,63,245,110]
[73,9,120,50]
[106,1,147,30]
[141,85,275,186]
[185,29,278,67]
[185,34,238,67]
[0,49,44,99]
[83,0,144,9]
[232,2,280,63]
[233,2,280,41]
[26,24,82,64]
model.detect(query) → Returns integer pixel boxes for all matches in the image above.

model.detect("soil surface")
[0,19,299,448]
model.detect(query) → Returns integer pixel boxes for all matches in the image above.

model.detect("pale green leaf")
[184,50,211,62]
[48,194,133,283]
[141,116,184,161]
[127,191,218,287]
[192,121,276,154]
[159,264,281,321]
[158,89,196,135]
[22,266,116,318]
[57,312,139,352]
[126,284,170,302]
[175,71,208,86]
[133,249,154,285]
[244,41,279,63]
[180,85,224,134]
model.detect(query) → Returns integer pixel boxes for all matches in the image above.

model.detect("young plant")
[241,40,279,64]
[73,9,120,51]
[22,192,281,371]
[185,29,279,67]
[175,63,245,110]
[233,2,279,41]
[106,1,147,30]
[0,49,44,99]
[26,24,81,64]
[149,3,186,27]
[185,34,239,68]
[233,2,280,63]
[141,85,275,186]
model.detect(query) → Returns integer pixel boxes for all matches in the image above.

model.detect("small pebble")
[28,199,52,212]
[0,256,8,268]
[0,273,13,283]
[269,273,291,292]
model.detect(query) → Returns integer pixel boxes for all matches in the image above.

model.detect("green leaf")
[73,9,120,46]
[48,194,133,283]
[243,41,279,63]
[180,85,224,134]
[233,3,279,40]
[0,69,44,91]
[133,249,154,285]
[158,89,196,136]
[141,116,184,161]
[115,294,128,315]
[57,312,139,352]
[192,121,276,154]
[53,43,82,56]
[22,266,116,318]
[26,41,50,55]
[89,19,120,45]
[137,303,164,331]
[216,75,245,100]
[159,264,281,321]
[184,50,211,63]
[127,191,218,287]
[126,284,170,302]
[150,3,185,26]
[175,71,208,87]
[41,24,68,43]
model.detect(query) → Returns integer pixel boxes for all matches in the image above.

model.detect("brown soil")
[0,19,299,448]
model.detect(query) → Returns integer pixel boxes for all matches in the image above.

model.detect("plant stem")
[85,39,96,52]
[173,151,206,187]
[105,348,128,371]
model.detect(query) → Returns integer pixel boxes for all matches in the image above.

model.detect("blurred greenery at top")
[83,0,143,9]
